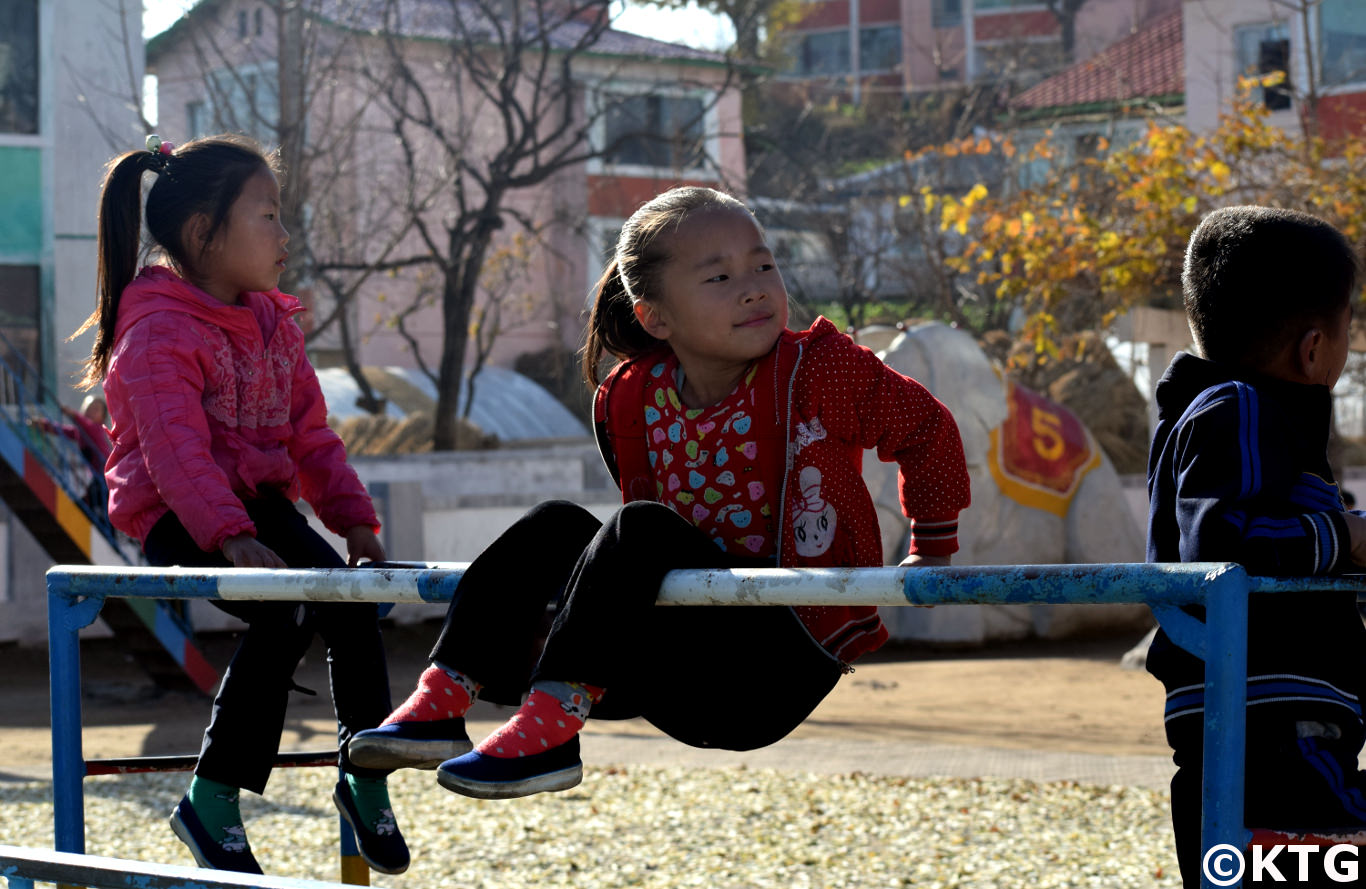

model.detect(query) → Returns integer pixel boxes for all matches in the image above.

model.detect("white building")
[0,0,144,644]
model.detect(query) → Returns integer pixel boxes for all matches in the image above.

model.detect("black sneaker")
[348,718,473,770]
[436,735,583,800]
[333,779,410,875]
[168,795,263,874]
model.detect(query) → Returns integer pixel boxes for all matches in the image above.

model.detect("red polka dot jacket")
[594,317,971,664]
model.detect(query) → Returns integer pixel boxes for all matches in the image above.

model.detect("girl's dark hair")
[581,186,754,387]
[76,134,278,388]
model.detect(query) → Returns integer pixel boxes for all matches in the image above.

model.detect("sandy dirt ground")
[0,616,1169,783]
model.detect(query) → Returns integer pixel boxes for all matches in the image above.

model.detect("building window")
[1321,0,1366,88]
[975,39,1064,84]
[186,101,207,139]
[601,93,707,172]
[933,0,961,29]
[585,218,622,306]
[0,0,39,135]
[205,63,279,145]
[860,25,902,72]
[237,10,248,38]
[1234,22,1291,109]
[0,265,42,379]
[796,30,850,76]
[975,0,1045,10]
[254,7,264,36]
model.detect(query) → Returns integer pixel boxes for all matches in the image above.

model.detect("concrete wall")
[189,444,627,632]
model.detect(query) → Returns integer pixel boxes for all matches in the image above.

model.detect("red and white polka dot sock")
[383,663,481,724]
[475,681,604,759]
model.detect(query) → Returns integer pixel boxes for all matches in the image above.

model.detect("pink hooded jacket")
[104,266,378,551]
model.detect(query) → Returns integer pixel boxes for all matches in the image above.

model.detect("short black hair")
[1183,206,1359,369]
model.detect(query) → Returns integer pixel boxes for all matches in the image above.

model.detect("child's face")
[193,168,289,305]
[637,206,789,376]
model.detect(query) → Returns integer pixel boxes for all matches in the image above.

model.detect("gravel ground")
[1,765,1180,888]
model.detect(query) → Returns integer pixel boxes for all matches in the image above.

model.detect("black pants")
[143,494,392,793]
[429,499,844,751]
[1170,718,1366,887]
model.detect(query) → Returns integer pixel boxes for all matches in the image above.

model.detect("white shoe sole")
[348,736,473,771]
[169,812,214,869]
[436,763,583,800]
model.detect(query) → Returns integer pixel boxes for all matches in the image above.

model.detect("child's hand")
[1345,511,1366,567]
[345,526,386,567]
[900,553,951,567]
[221,533,287,569]
[899,553,948,606]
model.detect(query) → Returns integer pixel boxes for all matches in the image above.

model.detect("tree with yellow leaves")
[906,75,1366,367]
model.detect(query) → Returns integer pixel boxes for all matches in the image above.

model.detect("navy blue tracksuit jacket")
[1145,352,1366,886]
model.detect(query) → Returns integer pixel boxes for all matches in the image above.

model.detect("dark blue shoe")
[436,735,582,799]
[333,779,409,875]
[168,795,263,874]
[347,718,473,770]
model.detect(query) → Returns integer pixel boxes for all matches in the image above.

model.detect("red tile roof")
[1010,9,1183,112]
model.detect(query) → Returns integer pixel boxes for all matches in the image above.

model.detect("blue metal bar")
[45,561,1366,889]
[48,561,1264,608]
[1149,605,1207,661]
[48,589,96,855]
[1199,566,1252,889]
[0,842,351,888]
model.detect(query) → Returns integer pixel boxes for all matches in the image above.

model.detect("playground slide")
[0,332,217,694]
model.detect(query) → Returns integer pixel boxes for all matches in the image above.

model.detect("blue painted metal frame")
[45,561,1366,889]
[0,842,353,888]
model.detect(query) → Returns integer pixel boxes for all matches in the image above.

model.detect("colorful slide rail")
[0,330,216,694]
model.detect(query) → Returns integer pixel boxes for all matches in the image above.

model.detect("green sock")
[345,773,398,835]
[187,776,248,847]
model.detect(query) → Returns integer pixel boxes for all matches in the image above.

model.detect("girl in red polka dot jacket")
[348,186,971,800]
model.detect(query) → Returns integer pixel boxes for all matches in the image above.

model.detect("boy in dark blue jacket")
[1147,205,1366,887]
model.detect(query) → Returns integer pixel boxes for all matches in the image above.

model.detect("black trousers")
[143,493,392,793]
[430,499,844,751]
[1170,718,1366,887]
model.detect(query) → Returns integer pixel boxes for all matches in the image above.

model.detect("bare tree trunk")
[276,0,310,296]
[337,293,384,413]
[354,0,740,449]
[1045,0,1086,64]
[434,267,473,450]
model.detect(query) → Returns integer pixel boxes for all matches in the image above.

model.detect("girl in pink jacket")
[77,135,406,877]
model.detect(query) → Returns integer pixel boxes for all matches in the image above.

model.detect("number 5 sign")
[987,380,1102,517]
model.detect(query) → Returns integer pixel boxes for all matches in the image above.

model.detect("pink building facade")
[1182,0,1366,143]
[148,0,746,373]
[781,0,1180,101]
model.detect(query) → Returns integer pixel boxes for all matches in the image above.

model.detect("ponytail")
[581,259,660,387]
[76,150,164,389]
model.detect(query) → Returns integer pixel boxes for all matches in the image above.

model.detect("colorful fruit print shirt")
[643,355,776,556]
